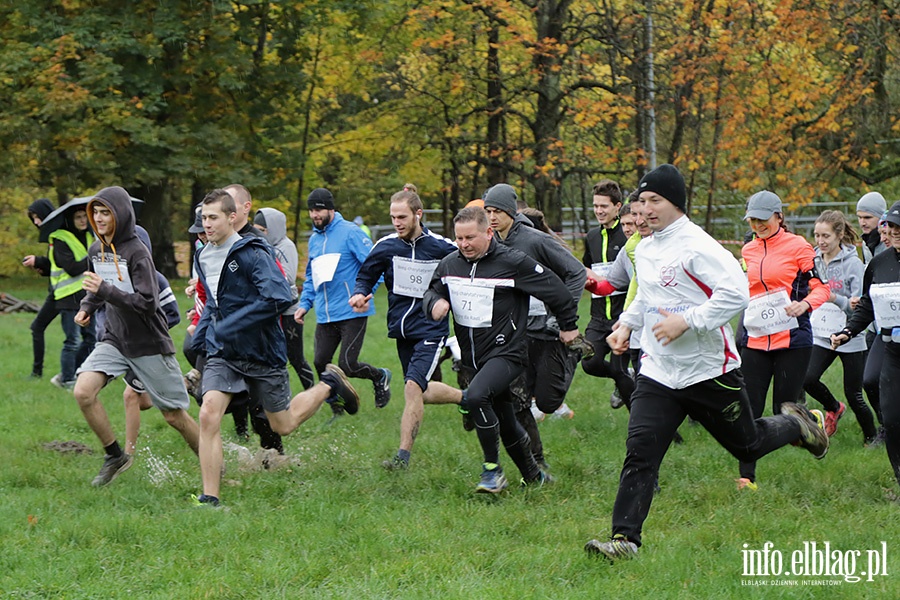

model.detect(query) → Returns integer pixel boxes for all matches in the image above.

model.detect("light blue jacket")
[299,211,375,323]
[813,244,866,353]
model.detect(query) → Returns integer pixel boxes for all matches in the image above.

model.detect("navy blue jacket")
[354,227,456,340]
[192,235,293,365]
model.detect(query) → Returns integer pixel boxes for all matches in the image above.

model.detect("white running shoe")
[552,403,575,420]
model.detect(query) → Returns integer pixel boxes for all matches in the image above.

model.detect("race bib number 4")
[870,282,900,330]
[810,303,846,338]
[392,256,439,299]
[92,257,134,294]
[311,253,341,290]
[744,289,798,338]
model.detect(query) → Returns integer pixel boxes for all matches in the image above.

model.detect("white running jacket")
[619,215,748,389]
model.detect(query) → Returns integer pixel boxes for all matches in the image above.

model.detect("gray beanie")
[857,192,886,218]
[483,184,518,218]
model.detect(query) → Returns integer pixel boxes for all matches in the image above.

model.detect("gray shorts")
[78,342,189,411]
[202,357,291,414]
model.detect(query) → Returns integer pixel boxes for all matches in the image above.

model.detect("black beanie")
[637,164,686,212]
[307,188,335,210]
[483,184,518,218]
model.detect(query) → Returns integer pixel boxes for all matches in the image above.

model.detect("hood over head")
[255,207,287,246]
[88,186,137,247]
[135,225,153,253]
[28,198,55,224]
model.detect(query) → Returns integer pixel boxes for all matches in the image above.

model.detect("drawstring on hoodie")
[97,238,125,282]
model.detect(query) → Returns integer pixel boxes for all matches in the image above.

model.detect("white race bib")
[810,303,846,338]
[528,296,547,316]
[590,262,624,298]
[744,290,798,338]
[92,257,134,294]
[445,278,496,328]
[870,283,900,330]
[311,253,341,290]
[392,256,439,299]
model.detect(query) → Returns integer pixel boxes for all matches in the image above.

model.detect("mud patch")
[42,440,93,454]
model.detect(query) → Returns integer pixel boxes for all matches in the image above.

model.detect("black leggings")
[582,320,635,404]
[804,346,877,441]
[879,343,900,488]
[738,346,812,482]
[29,293,59,375]
[864,333,885,424]
[313,316,380,383]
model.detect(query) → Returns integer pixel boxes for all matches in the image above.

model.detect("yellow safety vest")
[49,229,94,300]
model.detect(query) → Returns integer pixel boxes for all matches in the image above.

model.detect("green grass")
[0,276,898,598]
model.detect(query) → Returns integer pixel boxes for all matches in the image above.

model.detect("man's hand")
[830,332,850,351]
[784,300,811,318]
[82,272,103,294]
[74,310,91,327]
[294,307,307,325]
[607,323,632,355]
[849,296,860,310]
[431,299,450,321]
[349,293,372,313]
[22,255,37,269]
[559,329,578,345]
[652,309,689,346]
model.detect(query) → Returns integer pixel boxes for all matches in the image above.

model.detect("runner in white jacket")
[584,164,829,562]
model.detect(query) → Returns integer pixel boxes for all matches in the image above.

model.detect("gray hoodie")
[255,207,299,314]
[813,244,866,353]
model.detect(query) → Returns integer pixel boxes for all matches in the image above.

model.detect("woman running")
[803,211,877,444]
[736,191,830,491]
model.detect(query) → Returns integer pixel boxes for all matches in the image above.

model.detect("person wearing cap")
[855,191,890,447]
[832,200,900,493]
[857,191,888,262]
[23,198,59,379]
[585,164,828,562]
[582,179,635,414]
[295,187,393,411]
[736,190,830,491]
[483,183,587,470]
[349,189,461,471]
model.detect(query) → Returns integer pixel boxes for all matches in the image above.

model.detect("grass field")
[1,275,898,598]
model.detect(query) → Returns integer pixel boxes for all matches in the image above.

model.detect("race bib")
[642,304,698,356]
[528,296,547,316]
[92,257,134,294]
[445,278,496,328]
[311,253,341,290]
[392,256,439,299]
[870,282,900,330]
[744,290,798,338]
[590,262,624,298]
[810,303,846,338]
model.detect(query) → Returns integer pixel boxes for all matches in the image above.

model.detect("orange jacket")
[741,228,829,350]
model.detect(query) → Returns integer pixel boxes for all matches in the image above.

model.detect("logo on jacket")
[659,265,678,287]
[228,260,239,272]
[495,334,506,346]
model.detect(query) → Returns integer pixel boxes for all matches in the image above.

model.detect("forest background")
[1,0,899,278]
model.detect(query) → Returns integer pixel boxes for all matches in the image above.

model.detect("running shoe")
[91,453,133,487]
[781,402,829,459]
[321,364,359,415]
[824,402,846,437]
[585,534,639,561]
[866,426,886,449]
[50,373,75,391]
[374,368,392,408]
[382,455,409,471]
[530,400,545,423]
[521,470,555,488]
[475,463,508,494]
[609,389,624,410]
[566,333,595,360]
[552,403,575,419]
[735,477,758,492]
[191,493,221,508]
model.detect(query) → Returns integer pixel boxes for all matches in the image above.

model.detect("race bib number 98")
[392,256,439,299]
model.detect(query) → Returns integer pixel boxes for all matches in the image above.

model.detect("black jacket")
[423,238,578,370]
[845,247,900,340]
[583,219,627,323]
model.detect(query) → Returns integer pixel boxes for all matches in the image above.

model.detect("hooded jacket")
[423,237,578,370]
[812,244,865,352]
[192,234,293,365]
[499,213,586,340]
[583,218,627,324]
[354,225,456,340]
[619,215,748,389]
[49,206,94,308]
[299,211,374,323]
[844,246,900,343]
[740,226,830,350]
[256,207,300,315]
[27,198,56,278]
[79,186,175,358]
